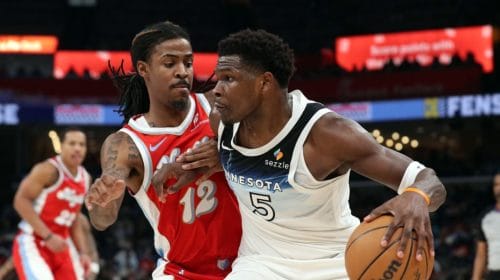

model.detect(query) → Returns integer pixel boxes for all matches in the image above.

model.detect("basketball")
[345,215,434,280]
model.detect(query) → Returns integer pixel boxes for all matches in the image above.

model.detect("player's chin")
[170,98,189,111]
[70,154,84,165]
[220,114,237,125]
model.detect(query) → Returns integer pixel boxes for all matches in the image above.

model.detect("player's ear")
[137,60,148,78]
[259,72,274,93]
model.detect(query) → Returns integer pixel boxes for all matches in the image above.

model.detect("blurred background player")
[12,128,93,280]
[0,214,99,280]
[472,171,500,280]
[84,21,241,279]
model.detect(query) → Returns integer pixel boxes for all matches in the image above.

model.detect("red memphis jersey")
[18,156,90,239]
[120,94,242,279]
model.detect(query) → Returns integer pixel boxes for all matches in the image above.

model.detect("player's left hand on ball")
[363,192,434,262]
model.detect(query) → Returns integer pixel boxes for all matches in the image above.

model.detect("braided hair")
[110,21,191,122]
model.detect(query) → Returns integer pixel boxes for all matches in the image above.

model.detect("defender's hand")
[177,139,222,184]
[152,162,199,200]
[85,175,126,210]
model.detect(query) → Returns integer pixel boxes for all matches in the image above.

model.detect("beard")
[170,98,188,111]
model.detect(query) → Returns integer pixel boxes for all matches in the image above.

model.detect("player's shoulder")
[311,112,363,139]
[315,111,345,126]
[29,159,59,184]
[35,159,58,174]
[103,131,133,147]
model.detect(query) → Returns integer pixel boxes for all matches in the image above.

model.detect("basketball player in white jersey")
[203,29,447,279]
[12,128,94,280]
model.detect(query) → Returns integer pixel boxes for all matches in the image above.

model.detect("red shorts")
[12,232,84,280]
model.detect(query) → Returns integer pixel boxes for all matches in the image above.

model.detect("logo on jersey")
[273,148,284,160]
[56,187,84,207]
[217,259,230,271]
[264,159,290,170]
[149,136,168,152]
[193,113,199,126]
[265,148,289,170]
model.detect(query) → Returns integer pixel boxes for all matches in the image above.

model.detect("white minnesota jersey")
[218,90,359,279]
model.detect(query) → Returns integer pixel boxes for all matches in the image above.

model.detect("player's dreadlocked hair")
[217,29,295,89]
[109,21,191,122]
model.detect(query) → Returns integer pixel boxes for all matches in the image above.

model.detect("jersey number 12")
[180,180,218,224]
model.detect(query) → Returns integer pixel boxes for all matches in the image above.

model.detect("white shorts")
[225,254,348,280]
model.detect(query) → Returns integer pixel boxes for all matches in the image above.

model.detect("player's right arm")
[13,161,67,252]
[85,132,140,230]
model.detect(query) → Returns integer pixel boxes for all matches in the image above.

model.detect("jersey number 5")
[250,192,275,221]
[180,180,218,224]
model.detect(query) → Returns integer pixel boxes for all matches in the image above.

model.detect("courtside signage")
[328,93,500,122]
[54,105,104,125]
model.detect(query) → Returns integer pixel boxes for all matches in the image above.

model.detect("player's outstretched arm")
[85,132,135,230]
[307,112,446,261]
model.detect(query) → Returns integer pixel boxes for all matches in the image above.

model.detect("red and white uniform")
[13,156,90,280]
[120,93,242,280]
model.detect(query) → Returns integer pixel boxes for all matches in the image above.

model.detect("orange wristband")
[403,187,431,205]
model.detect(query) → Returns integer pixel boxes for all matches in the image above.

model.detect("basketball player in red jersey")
[12,128,93,280]
[84,21,242,280]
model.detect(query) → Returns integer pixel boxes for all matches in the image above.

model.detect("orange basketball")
[345,215,434,280]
